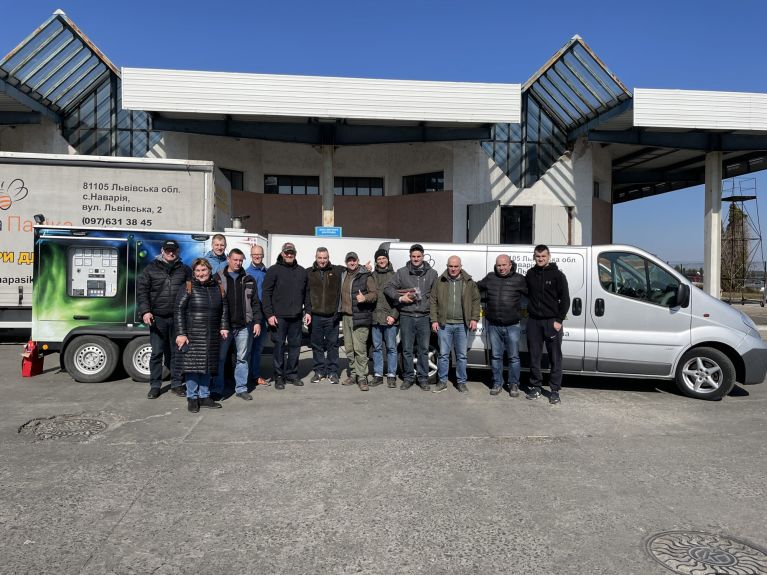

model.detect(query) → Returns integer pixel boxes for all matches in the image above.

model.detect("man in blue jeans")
[247,244,269,387]
[477,254,527,397]
[371,249,399,388]
[384,244,438,391]
[212,248,261,401]
[429,256,480,393]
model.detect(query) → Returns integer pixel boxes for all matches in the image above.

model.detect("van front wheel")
[674,347,735,400]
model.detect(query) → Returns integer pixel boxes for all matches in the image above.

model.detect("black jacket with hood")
[262,255,311,318]
[525,262,570,322]
[383,261,438,317]
[477,261,527,326]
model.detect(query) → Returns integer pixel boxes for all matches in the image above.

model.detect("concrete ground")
[1,341,766,575]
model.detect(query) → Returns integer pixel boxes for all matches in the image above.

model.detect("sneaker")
[419,381,430,392]
[526,386,542,400]
[489,386,502,396]
[147,388,160,399]
[400,379,414,390]
[342,376,356,386]
[509,384,520,398]
[187,398,199,413]
[288,379,303,387]
[198,397,222,409]
[387,376,397,388]
[275,377,286,390]
[328,374,340,385]
[310,372,323,384]
[236,391,253,401]
[549,391,561,405]
[433,381,448,393]
[170,385,186,397]
[358,377,369,391]
[371,376,384,387]
[457,383,469,393]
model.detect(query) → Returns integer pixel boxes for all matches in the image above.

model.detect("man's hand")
[220,329,229,339]
[142,312,154,325]
[175,335,188,349]
[386,315,396,326]
[253,323,261,337]
[469,320,478,331]
[364,260,372,272]
[553,321,562,332]
[431,321,439,333]
[356,290,366,303]
[399,291,415,304]
[268,315,278,327]
[304,313,312,326]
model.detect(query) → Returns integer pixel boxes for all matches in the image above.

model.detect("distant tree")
[721,204,748,291]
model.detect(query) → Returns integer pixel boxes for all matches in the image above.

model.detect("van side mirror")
[675,284,690,308]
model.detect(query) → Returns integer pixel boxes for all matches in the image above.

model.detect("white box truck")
[387,241,767,400]
[0,152,232,328]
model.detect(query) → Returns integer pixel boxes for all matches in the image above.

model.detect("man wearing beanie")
[384,243,438,391]
[371,248,399,388]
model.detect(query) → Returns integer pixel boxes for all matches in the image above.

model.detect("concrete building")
[2,11,767,295]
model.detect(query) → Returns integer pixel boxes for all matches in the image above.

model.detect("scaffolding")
[721,177,766,306]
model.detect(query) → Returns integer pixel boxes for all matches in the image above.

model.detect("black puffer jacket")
[477,264,527,326]
[525,262,570,322]
[174,278,230,375]
[262,256,311,318]
[137,257,192,318]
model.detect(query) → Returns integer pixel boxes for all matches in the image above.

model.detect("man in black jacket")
[306,247,344,384]
[477,254,527,397]
[262,242,311,389]
[213,248,262,401]
[525,244,571,404]
[136,239,192,399]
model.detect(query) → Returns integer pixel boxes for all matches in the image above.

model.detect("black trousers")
[271,316,303,380]
[526,317,563,392]
[310,314,339,376]
[149,315,183,390]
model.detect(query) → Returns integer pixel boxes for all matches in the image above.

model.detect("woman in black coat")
[175,258,230,413]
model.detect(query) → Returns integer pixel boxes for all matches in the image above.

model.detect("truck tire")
[64,335,119,383]
[122,337,153,383]
[674,347,736,400]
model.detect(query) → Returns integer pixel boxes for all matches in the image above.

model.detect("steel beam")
[0,111,41,124]
[589,128,767,151]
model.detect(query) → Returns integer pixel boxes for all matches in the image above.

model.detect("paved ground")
[1,341,766,575]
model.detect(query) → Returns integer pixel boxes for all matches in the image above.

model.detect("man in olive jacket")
[339,252,377,390]
[477,254,527,397]
[307,247,344,384]
[136,239,192,399]
[429,256,480,393]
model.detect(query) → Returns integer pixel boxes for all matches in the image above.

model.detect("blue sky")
[5,1,767,262]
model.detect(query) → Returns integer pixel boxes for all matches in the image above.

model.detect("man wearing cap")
[339,251,377,390]
[212,248,262,401]
[204,234,228,274]
[371,248,399,388]
[137,239,192,399]
[306,247,345,384]
[384,243,438,391]
[262,242,311,389]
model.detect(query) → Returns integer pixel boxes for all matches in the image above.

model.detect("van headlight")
[741,312,761,339]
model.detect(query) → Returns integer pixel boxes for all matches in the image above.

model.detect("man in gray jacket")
[384,243,438,391]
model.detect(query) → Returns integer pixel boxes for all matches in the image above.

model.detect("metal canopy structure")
[0,10,118,121]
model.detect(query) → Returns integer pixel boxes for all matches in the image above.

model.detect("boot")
[371,375,384,387]
[387,376,397,388]
[187,398,199,413]
[358,376,369,391]
[342,375,356,386]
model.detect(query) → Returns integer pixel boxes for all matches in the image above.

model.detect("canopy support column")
[321,145,334,226]
[703,151,722,297]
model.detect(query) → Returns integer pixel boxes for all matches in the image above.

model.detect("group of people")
[136,235,570,414]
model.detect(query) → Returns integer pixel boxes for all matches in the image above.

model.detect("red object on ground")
[21,340,44,377]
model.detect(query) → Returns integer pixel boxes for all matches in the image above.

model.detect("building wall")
[0,119,73,154]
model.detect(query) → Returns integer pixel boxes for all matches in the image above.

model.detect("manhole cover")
[19,415,108,441]
[646,531,767,574]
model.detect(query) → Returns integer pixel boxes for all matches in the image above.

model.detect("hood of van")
[691,286,760,338]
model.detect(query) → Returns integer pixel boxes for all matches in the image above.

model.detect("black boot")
[187,398,199,413]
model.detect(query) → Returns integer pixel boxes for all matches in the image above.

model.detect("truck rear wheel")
[674,347,736,400]
[122,337,153,382]
[64,335,119,383]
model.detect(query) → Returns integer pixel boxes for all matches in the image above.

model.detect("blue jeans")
[371,324,398,377]
[488,323,521,389]
[214,325,252,394]
[249,321,268,380]
[400,315,430,382]
[437,323,468,384]
[186,372,211,399]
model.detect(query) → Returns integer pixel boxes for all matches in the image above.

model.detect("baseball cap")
[281,242,296,254]
[345,251,359,262]
[162,240,179,251]
[409,243,424,254]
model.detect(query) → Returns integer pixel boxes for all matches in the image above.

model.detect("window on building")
[500,206,533,244]
[220,168,244,190]
[264,175,320,195]
[334,177,384,196]
[593,181,600,199]
[402,171,444,195]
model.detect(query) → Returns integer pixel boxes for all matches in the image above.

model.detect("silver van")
[386,242,767,400]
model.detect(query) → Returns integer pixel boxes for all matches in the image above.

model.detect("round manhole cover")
[646,531,767,574]
[19,416,108,440]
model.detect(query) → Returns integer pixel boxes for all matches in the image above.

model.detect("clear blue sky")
[5,1,767,262]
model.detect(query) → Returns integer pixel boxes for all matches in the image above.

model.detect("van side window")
[598,252,681,307]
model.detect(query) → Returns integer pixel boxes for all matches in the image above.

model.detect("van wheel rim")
[75,345,107,374]
[133,346,151,375]
[681,357,723,393]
